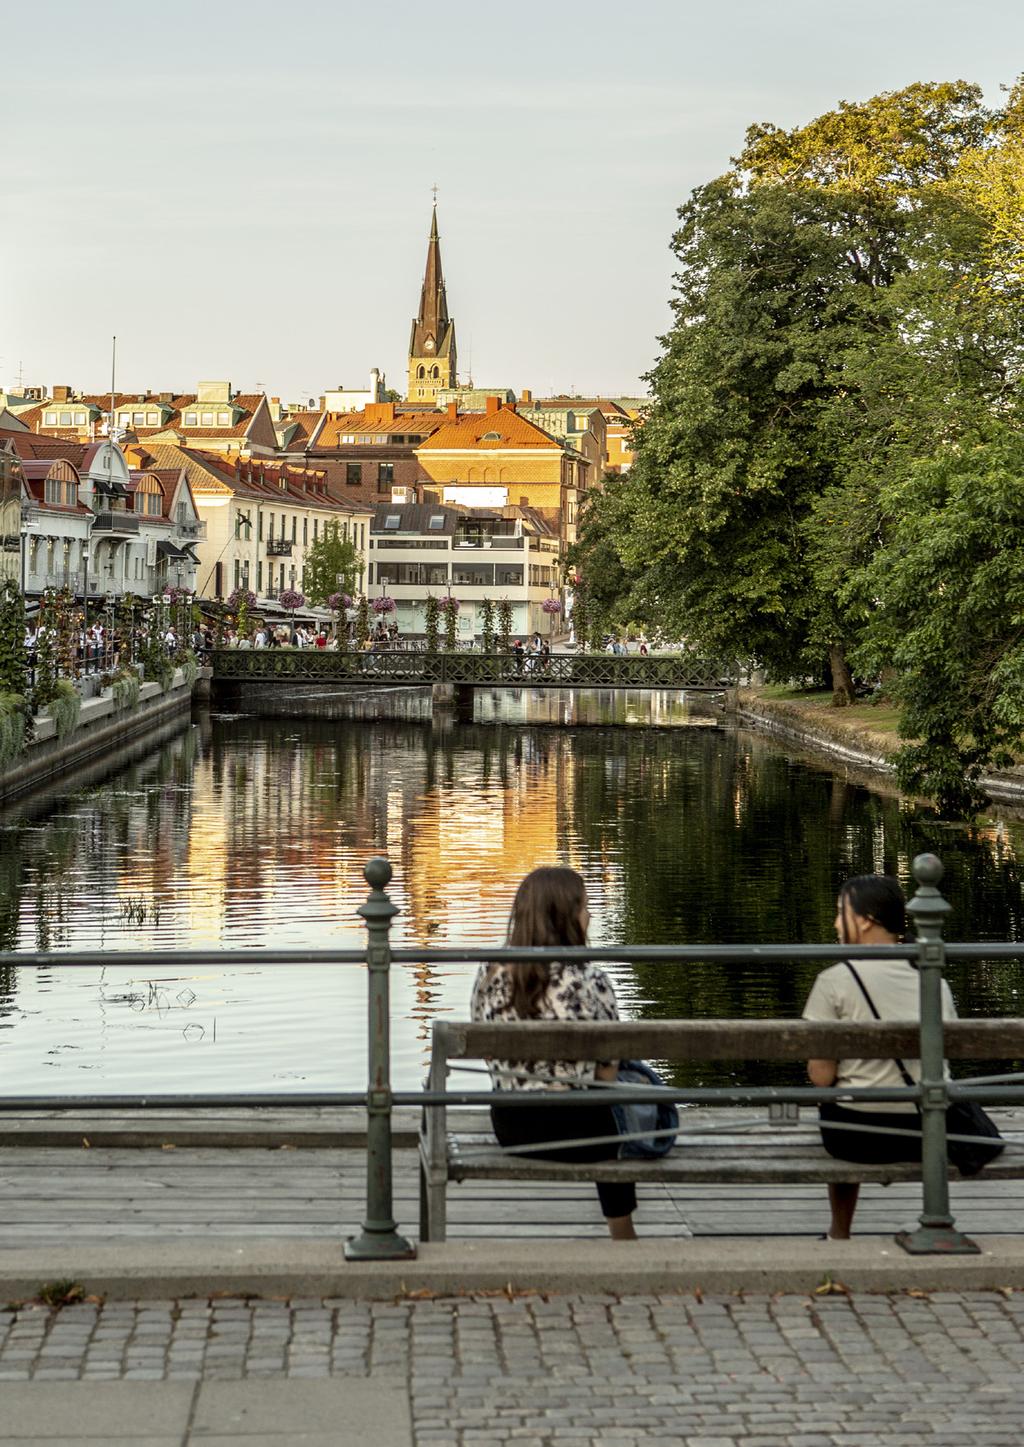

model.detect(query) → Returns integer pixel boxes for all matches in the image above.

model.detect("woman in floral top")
[471,866,637,1240]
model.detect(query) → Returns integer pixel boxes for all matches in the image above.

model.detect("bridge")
[210,647,736,693]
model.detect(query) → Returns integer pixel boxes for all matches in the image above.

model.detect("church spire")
[408,201,457,401]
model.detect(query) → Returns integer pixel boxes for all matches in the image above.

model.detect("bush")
[111,670,141,712]
[0,693,27,770]
[180,652,200,688]
[48,679,81,739]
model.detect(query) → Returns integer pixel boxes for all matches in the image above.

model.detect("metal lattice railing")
[209,647,737,691]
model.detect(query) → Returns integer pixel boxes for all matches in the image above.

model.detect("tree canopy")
[302,524,362,606]
[573,77,1024,813]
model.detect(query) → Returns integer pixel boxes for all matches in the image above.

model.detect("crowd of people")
[473,867,999,1243]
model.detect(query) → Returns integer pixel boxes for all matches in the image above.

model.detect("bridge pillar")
[431,682,474,723]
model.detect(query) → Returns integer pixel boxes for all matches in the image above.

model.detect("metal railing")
[0,852,1021,1261]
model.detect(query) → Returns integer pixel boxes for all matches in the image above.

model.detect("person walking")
[470,866,638,1241]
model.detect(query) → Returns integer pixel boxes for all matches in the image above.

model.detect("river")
[1,701,1023,1094]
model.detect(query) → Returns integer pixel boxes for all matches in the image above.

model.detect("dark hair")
[838,874,908,943]
[500,866,588,1017]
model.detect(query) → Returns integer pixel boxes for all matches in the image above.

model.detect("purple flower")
[372,596,396,614]
[226,588,257,611]
[328,592,353,612]
[437,596,460,612]
[279,589,306,610]
[542,598,562,614]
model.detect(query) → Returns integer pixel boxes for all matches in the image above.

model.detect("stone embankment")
[0,668,195,805]
[738,688,1024,808]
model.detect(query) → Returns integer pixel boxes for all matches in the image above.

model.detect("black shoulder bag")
[845,963,1004,1177]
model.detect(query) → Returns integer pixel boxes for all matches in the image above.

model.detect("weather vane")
[432,183,439,205]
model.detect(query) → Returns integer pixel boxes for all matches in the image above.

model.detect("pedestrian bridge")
[209,648,737,692]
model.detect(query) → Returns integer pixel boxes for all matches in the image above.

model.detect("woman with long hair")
[803,873,957,1240]
[470,866,638,1240]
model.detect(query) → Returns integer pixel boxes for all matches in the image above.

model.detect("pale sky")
[2,0,1021,403]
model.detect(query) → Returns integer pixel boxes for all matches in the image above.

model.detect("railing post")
[345,856,416,1261]
[897,852,979,1255]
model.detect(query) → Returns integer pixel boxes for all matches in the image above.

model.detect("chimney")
[159,392,173,404]
[520,389,533,405]
[447,402,459,421]
[485,395,501,415]
[52,385,72,403]
[364,402,396,424]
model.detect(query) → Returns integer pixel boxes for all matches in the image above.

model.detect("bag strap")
[844,961,916,1089]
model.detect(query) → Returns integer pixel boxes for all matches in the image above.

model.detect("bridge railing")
[209,647,737,690]
[0,853,1019,1260]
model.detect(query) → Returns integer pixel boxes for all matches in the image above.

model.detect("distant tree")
[303,524,361,607]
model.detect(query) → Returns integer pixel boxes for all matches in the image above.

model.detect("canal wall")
[0,670,195,805]
[738,689,1024,809]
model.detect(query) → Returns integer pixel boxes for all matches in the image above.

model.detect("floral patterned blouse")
[470,961,620,1091]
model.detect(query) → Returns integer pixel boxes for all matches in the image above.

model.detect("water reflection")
[0,713,1022,1092]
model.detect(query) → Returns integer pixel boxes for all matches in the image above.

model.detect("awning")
[156,540,189,560]
[94,478,130,499]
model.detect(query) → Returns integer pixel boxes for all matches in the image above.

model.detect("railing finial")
[907,853,952,920]
[364,856,393,892]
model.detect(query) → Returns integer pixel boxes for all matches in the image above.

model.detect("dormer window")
[428,515,445,530]
[44,412,57,426]
[200,412,214,426]
[481,432,502,441]
[384,514,401,530]
[184,412,198,426]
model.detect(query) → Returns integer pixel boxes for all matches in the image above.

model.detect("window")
[258,510,264,541]
[147,412,159,425]
[378,462,394,491]
[44,412,57,426]
[341,434,356,444]
[428,515,445,530]
[132,412,145,425]
[59,412,72,425]
[234,559,241,589]
[346,463,362,486]
[268,514,275,541]
[218,412,231,425]
[303,518,308,545]
[74,412,86,424]
[200,412,214,426]
[291,515,297,543]
[495,565,523,586]
[452,563,494,587]
[384,514,401,530]
[481,432,502,441]
[417,366,425,379]
[148,493,162,516]
[119,412,131,425]
[257,561,263,591]
[184,412,198,426]
[44,478,61,505]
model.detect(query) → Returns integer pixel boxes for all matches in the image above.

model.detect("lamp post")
[82,544,90,659]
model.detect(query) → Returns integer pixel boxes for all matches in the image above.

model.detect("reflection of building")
[0,439,25,586]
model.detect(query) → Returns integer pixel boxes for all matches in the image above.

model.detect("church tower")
[408,204,457,401]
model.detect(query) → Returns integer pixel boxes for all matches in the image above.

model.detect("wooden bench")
[419,1018,1024,1241]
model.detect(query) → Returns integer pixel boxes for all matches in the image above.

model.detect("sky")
[2,0,1022,403]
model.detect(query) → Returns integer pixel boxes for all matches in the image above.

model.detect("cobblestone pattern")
[2,1290,1024,1443]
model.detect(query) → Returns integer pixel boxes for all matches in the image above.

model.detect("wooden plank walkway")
[1,1107,1022,1244]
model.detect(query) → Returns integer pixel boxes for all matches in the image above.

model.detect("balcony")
[92,511,140,535]
[179,520,207,540]
[453,535,524,550]
[266,538,293,556]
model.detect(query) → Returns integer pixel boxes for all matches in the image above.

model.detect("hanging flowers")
[226,588,257,611]
[542,598,562,614]
[437,596,460,612]
[372,596,396,614]
[279,589,306,611]
[327,592,353,612]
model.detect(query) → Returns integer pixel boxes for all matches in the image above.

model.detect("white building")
[367,502,562,642]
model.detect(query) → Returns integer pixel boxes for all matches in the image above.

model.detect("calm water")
[2,707,1024,1093]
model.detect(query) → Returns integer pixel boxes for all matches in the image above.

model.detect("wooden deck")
[1,1107,1022,1244]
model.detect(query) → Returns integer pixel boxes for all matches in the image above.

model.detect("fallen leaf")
[161,1144,176,1151]
[815,1274,850,1296]
[82,1138,90,1149]
[694,1285,704,1304]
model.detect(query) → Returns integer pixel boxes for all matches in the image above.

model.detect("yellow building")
[414,398,590,548]
[407,205,457,402]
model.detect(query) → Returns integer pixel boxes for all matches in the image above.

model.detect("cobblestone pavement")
[3,1290,1024,1444]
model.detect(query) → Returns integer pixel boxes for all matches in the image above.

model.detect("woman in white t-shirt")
[802,873,956,1240]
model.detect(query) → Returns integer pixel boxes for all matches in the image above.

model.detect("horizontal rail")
[4,942,1024,969]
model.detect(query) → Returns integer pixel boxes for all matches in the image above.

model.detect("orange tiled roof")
[313,409,444,448]
[419,407,563,452]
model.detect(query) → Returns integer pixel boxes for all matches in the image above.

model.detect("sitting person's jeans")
[490,1099,637,1218]
[818,1102,923,1164]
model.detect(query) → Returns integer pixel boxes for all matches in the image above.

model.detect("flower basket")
[279,589,306,611]
[327,592,353,612]
[226,588,257,612]
[372,596,396,614]
[437,596,460,612]
[542,598,562,614]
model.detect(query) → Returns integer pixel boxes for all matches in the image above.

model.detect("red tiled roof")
[419,407,562,451]
[313,409,444,448]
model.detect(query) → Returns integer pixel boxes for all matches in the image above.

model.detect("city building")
[516,395,608,482]
[414,398,589,550]
[0,429,201,599]
[24,382,280,457]
[367,501,562,641]
[123,443,371,603]
[288,401,444,510]
[407,205,457,402]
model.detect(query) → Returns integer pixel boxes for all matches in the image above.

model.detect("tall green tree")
[303,524,362,606]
